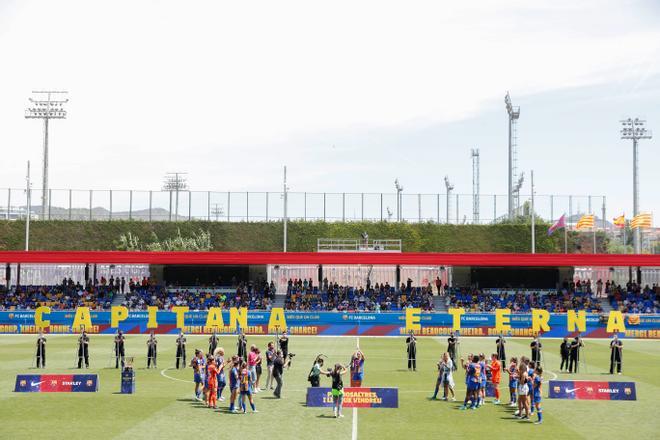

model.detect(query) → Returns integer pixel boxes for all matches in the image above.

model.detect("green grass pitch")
[1,335,658,439]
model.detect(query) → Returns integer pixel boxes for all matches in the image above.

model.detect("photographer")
[146,331,158,368]
[279,331,290,367]
[406,331,417,371]
[272,349,291,398]
[77,330,90,369]
[237,331,248,362]
[308,356,324,387]
[175,331,187,369]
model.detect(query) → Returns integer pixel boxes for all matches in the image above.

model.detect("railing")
[317,238,402,252]
[0,188,611,226]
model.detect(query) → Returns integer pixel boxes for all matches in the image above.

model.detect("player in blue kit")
[533,366,543,424]
[229,355,240,413]
[459,354,481,410]
[478,353,487,407]
[190,349,206,401]
[506,357,519,407]
[527,361,535,414]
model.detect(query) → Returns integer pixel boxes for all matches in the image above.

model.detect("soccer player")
[247,344,259,391]
[229,355,241,412]
[239,360,258,413]
[36,330,47,368]
[478,353,487,406]
[146,331,157,368]
[350,349,366,387]
[516,372,530,420]
[175,332,187,369]
[431,352,455,401]
[206,356,219,409]
[191,349,206,401]
[559,337,570,372]
[488,353,502,404]
[459,355,481,410]
[406,330,417,371]
[114,330,126,369]
[505,357,519,407]
[532,366,543,424]
[213,347,227,402]
[527,361,536,415]
[324,363,348,418]
[609,334,623,374]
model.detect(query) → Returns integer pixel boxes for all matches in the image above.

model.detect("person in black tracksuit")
[560,337,570,372]
[36,331,47,368]
[147,332,158,368]
[114,330,126,369]
[209,331,218,355]
[447,332,458,371]
[175,332,187,369]
[237,332,248,362]
[609,335,623,374]
[406,331,417,371]
[530,336,542,364]
[569,336,583,373]
[78,331,90,368]
[495,334,506,365]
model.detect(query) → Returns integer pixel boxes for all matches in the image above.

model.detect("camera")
[287,353,296,358]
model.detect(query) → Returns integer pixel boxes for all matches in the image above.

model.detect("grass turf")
[0,335,658,439]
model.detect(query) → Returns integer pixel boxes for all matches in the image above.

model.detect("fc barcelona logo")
[8,313,14,319]
[586,387,593,393]
[553,386,560,393]
[86,380,93,386]
[20,380,26,386]
[624,388,632,395]
[51,380,58,386]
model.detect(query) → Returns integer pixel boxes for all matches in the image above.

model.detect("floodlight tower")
[471,148,480,223]
[394,179,404,222]
[211,203,224,221]
[620,118,653,254]
[162,172,188,221]
[505,92,520,220]
[444,176,454,224]
[25,91,69,219]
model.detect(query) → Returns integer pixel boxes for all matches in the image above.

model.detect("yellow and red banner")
[576,214,595,230]
[613,215,625,228]
[631,213,652,229]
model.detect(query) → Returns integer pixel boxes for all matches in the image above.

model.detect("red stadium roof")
[0,251,659,267]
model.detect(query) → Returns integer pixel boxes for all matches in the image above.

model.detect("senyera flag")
[548,214,566,236]
[631,213,652,229]
[613,214,625,228]
[576,214,595,230]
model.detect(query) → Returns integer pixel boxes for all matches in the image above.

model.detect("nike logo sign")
[565,387,580,393]
[31,381,45,387]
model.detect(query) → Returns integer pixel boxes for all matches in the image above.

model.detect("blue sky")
[0,0,659,222]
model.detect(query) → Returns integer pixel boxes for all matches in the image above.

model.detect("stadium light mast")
[25,161,32,251]
[211,203,224,221]
[394,179,403,222]
[283,166,289,252]
[505,92,520,220]
[444,176,454,224]
[620,117,652,254]
[162,172,188,221]
[471,148,480,223]
[512,172,524,217]
[25,91,68,219]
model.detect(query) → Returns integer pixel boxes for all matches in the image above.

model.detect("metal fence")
[0,188,610,225]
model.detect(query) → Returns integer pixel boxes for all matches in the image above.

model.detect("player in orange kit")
[488,353,502,404]
[206,356,219,409]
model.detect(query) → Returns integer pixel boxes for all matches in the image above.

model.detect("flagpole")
[593,223,597,254]
[531,170,535,254]
[564,224,568,254]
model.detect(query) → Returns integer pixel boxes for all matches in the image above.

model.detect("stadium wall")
[1,309,658,339]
